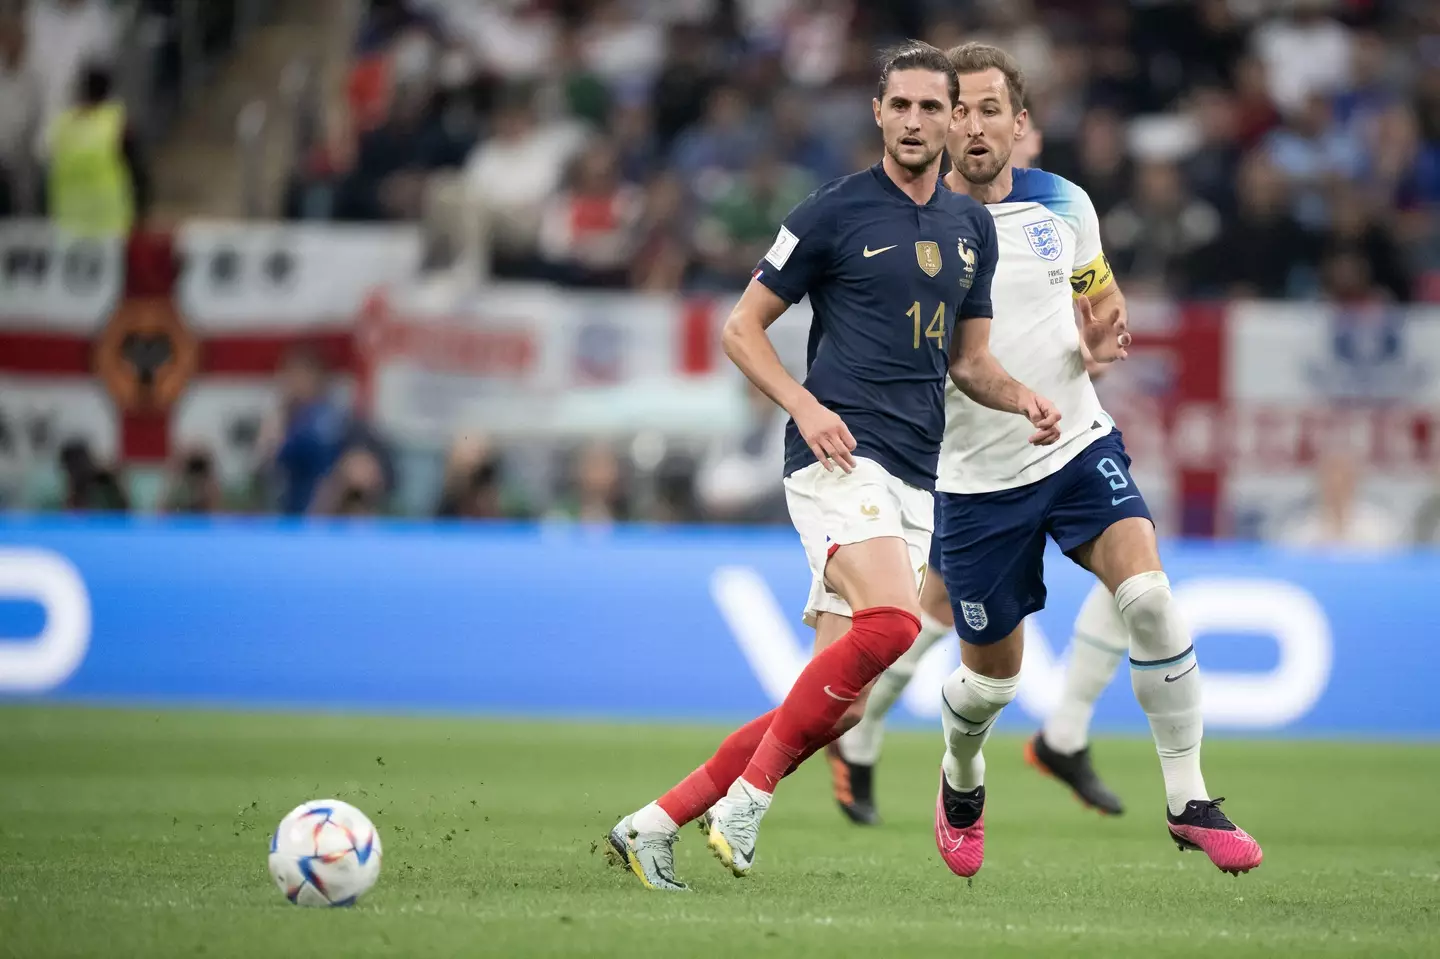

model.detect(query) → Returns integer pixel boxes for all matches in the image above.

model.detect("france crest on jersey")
[1023,218,1062,261]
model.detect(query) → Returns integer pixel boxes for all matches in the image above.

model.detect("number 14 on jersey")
[908,300,946,351]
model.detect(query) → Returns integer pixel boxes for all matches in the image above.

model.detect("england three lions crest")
[960,600,988,631]
[1023,218,1063,261]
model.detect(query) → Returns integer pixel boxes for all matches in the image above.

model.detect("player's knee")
[1113,570,1178,657]
[1074,581,1128,648]
[850,605,922,668]
[965,667,1020,710]
[834,701,867,734]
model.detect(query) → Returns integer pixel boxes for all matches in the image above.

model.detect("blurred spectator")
[609,97,661,184]
[1272,450,1406,552]
[1318,248,1379,304]
[694,380,787,524]
[435,435,514,520]
[780,0,852,89]
[1413,464,1440,545]
[1263,92,1365,230]
[46,63,149,237]
[768,88,846,183]
[1198,154,1315,299]
[1085,2,1146,115]
[1173,0,1247,90]
[334,75,468,222]
[312,446,390,517]
[1318,187,1411,302]
[355,0,439,56]
[438,0,558,84]
[159,446,223,515]
[259,347,351,515]
[57,439,128,512]
[1365,104,1440,222]
[537,138,644,288]
[669,86,762,198]
[1103,160,1221,294]
[1332,30,1401,140]
[1047,107,1131,220]
[1231,55,1283,149]
[629,171,694,291]
[1252,0,1354,117]
[692,151,813,287]
[459,85,587,278]
[649,23,720,148]
[550,442,626,524]
[0,9,40,216]
[26,0,115,145]
[578,0,665,92]
[1181,86,1243,216]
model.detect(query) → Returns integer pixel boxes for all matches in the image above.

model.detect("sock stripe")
[939,691,990,729]
[1073,630,1128,656]
[1129,644,1194,670]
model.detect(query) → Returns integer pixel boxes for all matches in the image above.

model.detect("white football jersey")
[937,168,1116,494]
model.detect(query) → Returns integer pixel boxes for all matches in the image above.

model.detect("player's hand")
[793,397,857,473]
[1021,390,1062,446]
[1077,294,1130,363]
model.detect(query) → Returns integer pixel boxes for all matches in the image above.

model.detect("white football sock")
[630,801,679,837]
[1043,581,1128,755]
[1115,570,1208,816]
[839,611,950,766]
[939,664,1019,792]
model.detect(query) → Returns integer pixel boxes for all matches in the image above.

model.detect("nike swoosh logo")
[1112,495,1139,506]
[862,245,897,257]
[946,834,965,853]
[1164,662,1198,683]
[823,685,858,702]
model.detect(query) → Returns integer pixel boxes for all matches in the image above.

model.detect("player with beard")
[911,43,1261,879]
[605,41,1061,890]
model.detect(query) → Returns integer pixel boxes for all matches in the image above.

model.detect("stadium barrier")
[0,517,1435,737]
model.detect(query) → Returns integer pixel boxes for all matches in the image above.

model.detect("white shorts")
[783,456,934,627]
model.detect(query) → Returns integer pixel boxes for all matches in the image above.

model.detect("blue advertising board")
[0,516,1436,737]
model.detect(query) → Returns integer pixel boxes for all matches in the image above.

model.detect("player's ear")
[872,97,882,128]
[1014,108,1029,142]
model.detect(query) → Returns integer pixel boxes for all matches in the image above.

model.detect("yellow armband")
[1070,253,1115,297]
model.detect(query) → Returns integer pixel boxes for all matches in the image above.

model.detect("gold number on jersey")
[909,300,946,351]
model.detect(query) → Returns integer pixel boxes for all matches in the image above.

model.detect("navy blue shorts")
[935,430,1152,645]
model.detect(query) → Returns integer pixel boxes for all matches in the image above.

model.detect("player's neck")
[944,163,1014,206]
[881,153,940,205]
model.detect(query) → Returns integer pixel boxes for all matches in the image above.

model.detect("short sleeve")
[753,190,833,304]
[1067,184,1116,297]
[957,212,997,320]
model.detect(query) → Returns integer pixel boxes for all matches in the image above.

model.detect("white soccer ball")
[268,799,382,907]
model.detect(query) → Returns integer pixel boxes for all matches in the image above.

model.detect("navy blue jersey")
[756,163,998,490]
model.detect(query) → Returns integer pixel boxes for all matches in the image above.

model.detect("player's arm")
[722,199,857,472]
[949,317,1061,445]
[949,213,1061,445]
[1074,260,1129,368]
[1069,181,1130,367]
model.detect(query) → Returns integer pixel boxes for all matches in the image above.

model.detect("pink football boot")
[934,773,986,877]
[1168,798,1264,876]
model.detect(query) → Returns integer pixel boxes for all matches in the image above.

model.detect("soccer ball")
[268,799,382,907]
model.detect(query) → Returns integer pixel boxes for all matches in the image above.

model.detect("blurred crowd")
[285,0,1440,302]
[9,0,1440,548]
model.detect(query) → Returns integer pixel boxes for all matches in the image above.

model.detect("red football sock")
[742,606,919,792]
[656,709,776,826]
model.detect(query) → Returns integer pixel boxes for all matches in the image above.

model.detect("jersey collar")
[870,162,947,206]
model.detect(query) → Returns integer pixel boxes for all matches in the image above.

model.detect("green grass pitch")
[2,706,1438,958]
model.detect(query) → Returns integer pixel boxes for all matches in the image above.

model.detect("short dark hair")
[79,63,113,104]
[877,41,959,107]
[946,42,1026,114]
